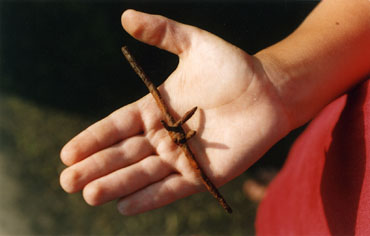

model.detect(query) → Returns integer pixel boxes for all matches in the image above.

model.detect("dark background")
[0,0,317,235]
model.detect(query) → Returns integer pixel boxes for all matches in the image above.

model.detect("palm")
[159,32,288,181]
[60,10,290,215]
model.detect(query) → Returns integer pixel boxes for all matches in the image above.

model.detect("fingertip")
[120,9,191,55]
[60,139,82,166]
[121,9,136,30]
[121,9,158,43]
[117,198,144,216]
[60,144,74,166]
[117,200,131,216]
[83,183,104,206]
[60,168,80,193]
[121,9,152,40]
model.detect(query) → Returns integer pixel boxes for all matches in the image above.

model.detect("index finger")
[60,102,143,166]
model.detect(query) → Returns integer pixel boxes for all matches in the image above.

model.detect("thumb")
[121,9,195,56]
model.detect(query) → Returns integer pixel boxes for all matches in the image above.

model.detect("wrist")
[254,49,315,130]
[255,0,370,129]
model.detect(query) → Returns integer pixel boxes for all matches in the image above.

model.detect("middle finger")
[60,135,153,193]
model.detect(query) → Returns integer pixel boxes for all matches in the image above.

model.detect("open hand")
[60,10,291,215]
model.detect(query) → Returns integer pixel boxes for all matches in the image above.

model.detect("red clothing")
[256,79,370,235]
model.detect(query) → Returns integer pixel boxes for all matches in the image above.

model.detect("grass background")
[0,0,317,235]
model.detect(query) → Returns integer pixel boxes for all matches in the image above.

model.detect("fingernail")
[117,201,129,215]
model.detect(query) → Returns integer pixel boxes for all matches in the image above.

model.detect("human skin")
[59,0,370,215]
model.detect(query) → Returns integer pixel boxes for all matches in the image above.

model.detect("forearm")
[255,0,370,129]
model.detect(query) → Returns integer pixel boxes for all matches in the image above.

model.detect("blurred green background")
[0,0,317,235]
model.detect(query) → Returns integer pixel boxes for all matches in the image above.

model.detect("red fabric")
[256,79,370,235]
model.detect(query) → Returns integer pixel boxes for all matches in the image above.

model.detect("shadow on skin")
[196,108,229,150]
[186,107,229,174]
